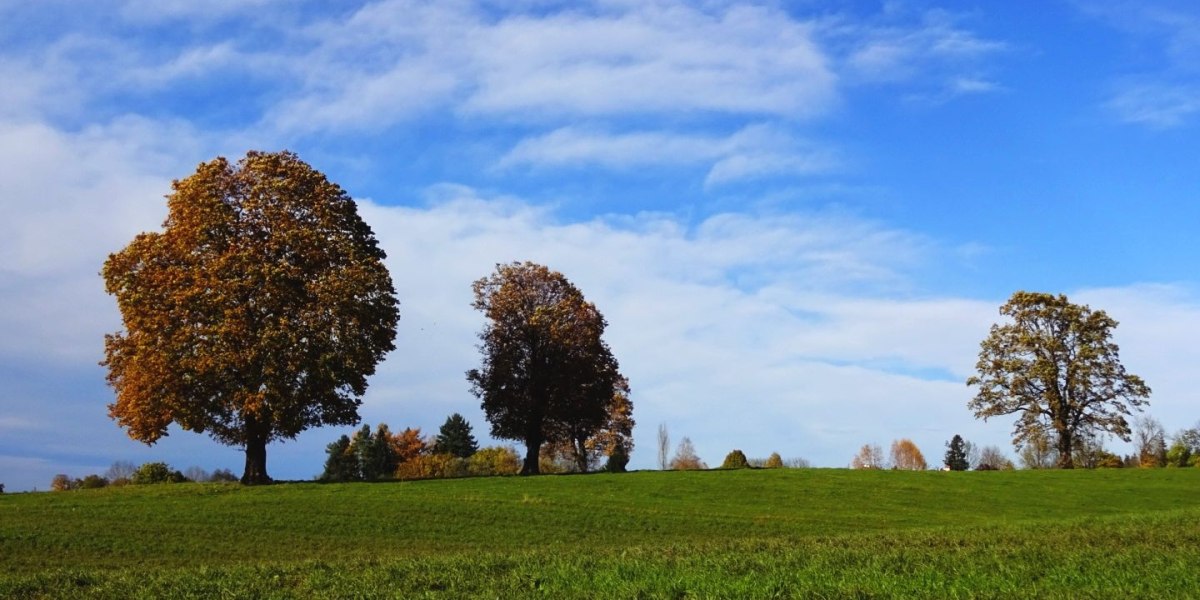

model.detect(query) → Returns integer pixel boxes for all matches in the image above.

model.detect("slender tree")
[657,423,670,471]
[850,444,885,469]
[433,413,480,458]
[467,262,622,475]
[102,151,399,484]
[967,292,1150,468]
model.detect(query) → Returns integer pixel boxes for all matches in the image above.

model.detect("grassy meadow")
[2,468,1199,598]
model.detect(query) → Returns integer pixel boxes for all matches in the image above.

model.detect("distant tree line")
[49,461,237,491]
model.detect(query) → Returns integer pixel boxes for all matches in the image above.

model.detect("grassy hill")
[2,468,1199,598]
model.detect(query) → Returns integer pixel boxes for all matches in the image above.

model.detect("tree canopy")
[967,292,1149,468]
[467,261,623,475]
[102,151,399,484]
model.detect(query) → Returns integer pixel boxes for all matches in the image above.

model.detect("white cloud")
[1078,2,1200,128]
[1106,82,1200,128]
[498,123,840,185]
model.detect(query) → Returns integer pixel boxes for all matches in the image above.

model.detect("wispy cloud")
[497,123,839,185]
[1106,81,1200,128]
[1077,1,1200,128]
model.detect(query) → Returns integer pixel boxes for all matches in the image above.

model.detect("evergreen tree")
[362,423,397,480]
[944,435,970,471]
[320,435,358,482]
[434,413,480,458]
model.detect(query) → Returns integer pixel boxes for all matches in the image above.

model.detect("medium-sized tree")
[967,292,1151,468]
[362,423,399,481]
[390,427,427,465]
[669,437,706,470]
[944,435,970,471]
[51,474,74,492]
[850,444,885,469]
[320,434,358,482]
[765,452,784,469]
[433,413,480,458]
[976,446,1013,470]
[102,151,400,485]
[467,262,622,475]
[890,439,927,470]
[1017,427,1057,469]
[1134,416,1168,468]
[721,449,750,469]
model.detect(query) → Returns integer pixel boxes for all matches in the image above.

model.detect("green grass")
[2,468,1199,597]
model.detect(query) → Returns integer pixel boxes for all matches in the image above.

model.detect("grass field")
[2,468,1198,598]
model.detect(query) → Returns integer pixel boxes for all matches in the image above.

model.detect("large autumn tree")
[467,261,623,475]
[102,151,399,484]
[967,291,1149,468]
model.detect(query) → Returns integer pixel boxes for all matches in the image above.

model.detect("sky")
[2,0,1199,491]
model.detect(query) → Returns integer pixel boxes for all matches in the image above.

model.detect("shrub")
[210,468,238,482]
[721,449,749,469]
[0,483,4,494]
[77,474,109,489]
[131,462,188,485]
[467,447,521,477]
[765,453,784,469]
[395,453,466,481]
[50,474,74,492]
[604,445,630,473]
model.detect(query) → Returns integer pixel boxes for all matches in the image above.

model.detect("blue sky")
[2,0,1199,491]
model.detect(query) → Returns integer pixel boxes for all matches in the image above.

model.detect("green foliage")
[944,435,970,471]
[1166,440,1192,468]
[321,435,357,482]
[720,449,749,469]
[433,413,479,459]
[131,462,187,485]
[466,447,521,477]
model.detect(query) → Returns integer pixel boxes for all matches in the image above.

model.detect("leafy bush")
[467,447,521,477]
[720,450,749,469]
[765,453,783,469]
[395,453,466,481]
[131,462,188,485]
[604,445,630,473]
[77,475,109,489]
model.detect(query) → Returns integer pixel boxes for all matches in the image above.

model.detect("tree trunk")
[1055,428,1074,469]
[521,435,542,476]
[573,437,590,473]
[242,429,272,485]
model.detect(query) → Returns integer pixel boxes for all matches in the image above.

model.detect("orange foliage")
[890,438,928,470]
